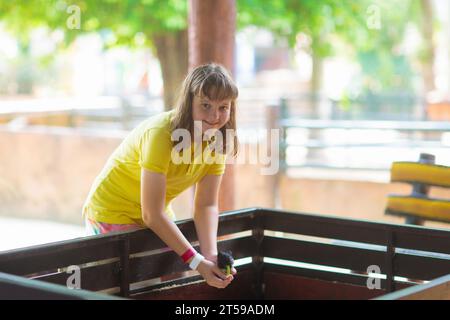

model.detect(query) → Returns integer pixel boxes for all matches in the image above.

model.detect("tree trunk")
[152,29,189,111]
[189,0,236,212]
[188,0,236,71]
[311,48,323,117]
[419,0,436,95]
[17,39,33,95]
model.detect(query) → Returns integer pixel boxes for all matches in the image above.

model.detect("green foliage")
[0,0,188,48]
[0,0,431,99]
[237,0,370,55]
[240,1,424,93]
[354,1,420,93]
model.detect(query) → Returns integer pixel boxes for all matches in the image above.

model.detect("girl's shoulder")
[135,110,174,135]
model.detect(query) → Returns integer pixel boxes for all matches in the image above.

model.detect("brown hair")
[171,63,239,157]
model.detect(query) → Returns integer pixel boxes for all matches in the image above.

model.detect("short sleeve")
[139,127,172,175]
[206,154,227,176]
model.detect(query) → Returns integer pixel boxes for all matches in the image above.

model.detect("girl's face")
[192,95,232,133]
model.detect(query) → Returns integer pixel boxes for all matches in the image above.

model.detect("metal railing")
[271,98,450,171]
[1,94,449,171]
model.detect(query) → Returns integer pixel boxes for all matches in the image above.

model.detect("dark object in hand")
[218,251,234,275]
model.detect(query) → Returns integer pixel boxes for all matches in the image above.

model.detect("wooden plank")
[0,272,123,300]
[30,261,121,292]
[129,251,187,284]
[1,207,449,301]
[133,269,255,300]
[130,263,254,295]
[0,209,256,277]
[262,236,386,274]
[126,229,163,258]
[0,232,122,261]
[127,212,255,255]
[262,263,415,291]
[385,231,395,292]
[393,228,450,254]
[119,239,130,297]
[390,162,450,188]
[263,271,385,300]
[0,241,121,276]
[394,253,450,281]
[262,209,450,254]
[263,263,382,288]
[262,209,389,245]
[129,237,255,283]
[386,208,450,224]
[376,274,450,300]
[252,214,265,299]
[386,196,450,223]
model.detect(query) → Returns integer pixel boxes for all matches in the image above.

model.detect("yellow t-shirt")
[82,110,226,225]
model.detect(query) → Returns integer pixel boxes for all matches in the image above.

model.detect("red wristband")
[181,248,196,263]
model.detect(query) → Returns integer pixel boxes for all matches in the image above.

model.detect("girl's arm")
[141,168,233,288]
[193,174,222,261]
[141,168,192,256]
[193,174,237,275]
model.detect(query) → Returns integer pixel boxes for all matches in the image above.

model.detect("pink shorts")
[85,217,142,235]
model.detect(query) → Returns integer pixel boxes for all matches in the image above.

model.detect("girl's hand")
[206,253,237,276]
[196,259,234,289]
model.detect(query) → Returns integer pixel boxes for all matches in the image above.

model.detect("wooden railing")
[0,208,449,299]
[0,208,257,299]
[375,274,450,300]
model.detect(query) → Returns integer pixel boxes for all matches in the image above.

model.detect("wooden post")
[119,238,130,298]
[251,212,264,299]
[188,0,237,212]
[406,153,435,226]
[385,230,395,292]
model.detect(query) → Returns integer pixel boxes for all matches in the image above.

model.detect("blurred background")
[0,0,449,250]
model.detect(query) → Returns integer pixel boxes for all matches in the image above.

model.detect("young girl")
[82,63,238,289]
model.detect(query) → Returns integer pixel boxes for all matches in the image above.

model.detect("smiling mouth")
[203,121,219,126]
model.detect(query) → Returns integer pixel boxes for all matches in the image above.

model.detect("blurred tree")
[15,41,34,94]
[237,0,433,118]
[0,2,42,94]
[349,0,436,118]
[0,1,437,112]
[417,0,436,95]
[237,0,372,114]
[0,0,188,110]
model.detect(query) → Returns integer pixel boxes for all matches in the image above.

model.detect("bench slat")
[386,195,450,223]
[391,162,450,188]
